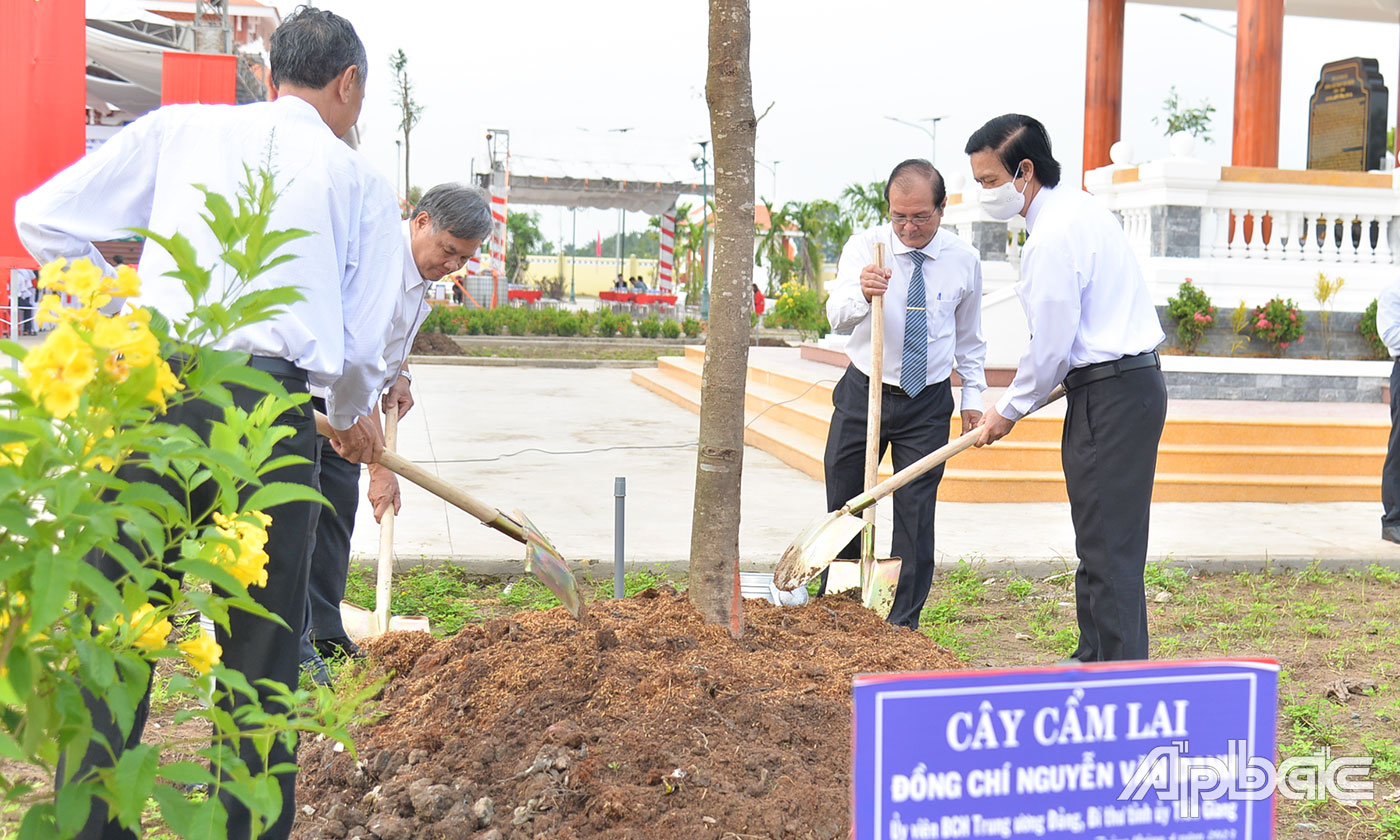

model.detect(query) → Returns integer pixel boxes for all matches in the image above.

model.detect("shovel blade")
[861,557,902,620]
[515,509,587,621]
[773,511,867,591]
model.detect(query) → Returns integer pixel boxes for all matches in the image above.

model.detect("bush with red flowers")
[1249,296,1306,356]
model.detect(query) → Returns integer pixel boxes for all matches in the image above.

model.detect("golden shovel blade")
[516,509,587,621]
[772,510,868,591]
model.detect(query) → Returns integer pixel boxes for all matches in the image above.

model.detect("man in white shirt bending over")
[301,184,490,675]
[824,159,987,630]
[966,114,1167,663]
[15,8,402,838]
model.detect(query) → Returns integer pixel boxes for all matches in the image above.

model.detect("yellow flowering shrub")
[0,171,375,840]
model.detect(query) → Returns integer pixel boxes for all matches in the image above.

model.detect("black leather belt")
[246,354,308,383]
[1063,351,1160,391]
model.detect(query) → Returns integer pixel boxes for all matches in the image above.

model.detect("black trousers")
[299,399,362,663]
[1062,364,1167,662]
[1382,359,1400,530]
[62,371,317,840]
[822,365,952,629]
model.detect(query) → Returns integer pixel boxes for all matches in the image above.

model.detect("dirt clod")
[292,589,958,839]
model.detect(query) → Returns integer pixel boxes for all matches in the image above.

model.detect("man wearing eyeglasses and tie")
[824,159,988,629]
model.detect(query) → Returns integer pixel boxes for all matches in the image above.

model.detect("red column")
[1082,0,1126,183]
[0,0,85,337]
[161,52,237,105]
[1231,0,1284,167]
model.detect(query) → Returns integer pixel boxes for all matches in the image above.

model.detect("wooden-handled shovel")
[824,244,902,618]
[314,411,586,620]
[774,386,1067,592]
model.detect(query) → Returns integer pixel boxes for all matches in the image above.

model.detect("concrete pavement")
[349,361,1400,575]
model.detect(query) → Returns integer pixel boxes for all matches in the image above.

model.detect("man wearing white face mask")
[824,159,987,629]
[965,114,1166,663]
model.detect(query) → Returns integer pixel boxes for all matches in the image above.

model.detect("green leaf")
[55,778,95,837]
[112,743,159,830]
[17,801,57,840]
[158,761,216,786]
[154,782,228,840]
[242,482,322,514]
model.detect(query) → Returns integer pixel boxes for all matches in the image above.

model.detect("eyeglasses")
[890,213,935,227]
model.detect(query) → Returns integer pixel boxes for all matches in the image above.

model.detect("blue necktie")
[900,251,928,397]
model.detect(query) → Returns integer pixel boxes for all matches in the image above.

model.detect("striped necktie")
[900,251,928,397]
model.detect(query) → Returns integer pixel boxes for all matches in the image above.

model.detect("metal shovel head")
[338,600,432,641]
[773,510,867,591]
[861,556,901,620]
[515,509,587,621]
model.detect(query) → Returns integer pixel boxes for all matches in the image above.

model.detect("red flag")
[595,231,602,257]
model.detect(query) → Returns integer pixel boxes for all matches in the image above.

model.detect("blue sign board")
[853,659,1279,840]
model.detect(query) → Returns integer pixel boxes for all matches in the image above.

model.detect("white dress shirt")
[15,95,404,430]
[1379,277,1400,357]
[997,185,1165,422]
[827,224,987,412]
[312,220,432,402]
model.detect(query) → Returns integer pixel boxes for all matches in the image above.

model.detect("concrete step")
[632,354,1390,503]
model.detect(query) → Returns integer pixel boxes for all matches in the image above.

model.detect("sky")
[270,0,1399,251]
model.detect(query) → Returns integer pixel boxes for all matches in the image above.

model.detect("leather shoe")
[314,635,365,660]
[1383,526,1400,545]
[300,654,332,687]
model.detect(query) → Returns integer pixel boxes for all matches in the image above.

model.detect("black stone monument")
[1307,57,1389,171]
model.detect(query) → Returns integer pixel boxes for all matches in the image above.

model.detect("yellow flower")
[211,511,273,589]
[0,592,28,632]
[24,323,97,418]
[35,294,65,327]
[36,258,67,291]
[83,427,117,472]
[123,603,173,653]
[147,360,184,411]
[60,258,109,310]
[92,309,160,381]
[178,632,221,674]
[110,264,142,298]
[0,441,26,468]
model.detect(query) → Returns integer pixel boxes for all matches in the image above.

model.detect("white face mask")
[978,166,1029,221]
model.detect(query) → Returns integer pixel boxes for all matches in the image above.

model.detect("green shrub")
[637,317,662,338]
[769,281,830,339]
[682,316,703,338]
[1249,297,1305,355]
[500,307,528,336]
[661,318,682,339]
[553,311,580,337]
[576,309,598,337]
[1360,299,1390,359]
[1166,278,1215,354]
[615,314,635,338]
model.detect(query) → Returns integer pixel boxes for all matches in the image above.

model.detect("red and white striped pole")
[657,204,676,294]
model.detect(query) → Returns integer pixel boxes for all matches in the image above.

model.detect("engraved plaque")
[1307,57,1389,172]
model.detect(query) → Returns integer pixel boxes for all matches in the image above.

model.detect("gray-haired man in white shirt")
[301,184,491,675]
[967,114,1166,663]
[16,8,401,838]
[824,159,987,630]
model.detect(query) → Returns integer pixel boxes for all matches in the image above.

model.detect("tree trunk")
[688,0,755,636]
[404,129,412,200]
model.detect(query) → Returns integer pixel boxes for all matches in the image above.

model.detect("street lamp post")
[691,140,711,319]
[885,115,948,166]
[570,207,577,304]
[756,159,780,205]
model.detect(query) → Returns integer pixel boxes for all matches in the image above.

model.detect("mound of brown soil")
[292,588,960,840]
[413,332,466,356]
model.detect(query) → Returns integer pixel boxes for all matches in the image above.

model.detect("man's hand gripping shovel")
[773,386,1066,603]
[315,411,587,621]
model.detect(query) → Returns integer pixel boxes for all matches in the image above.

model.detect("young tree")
[690,0,755,635]
[389,48,425,198]
[842,180,889,228]
[506,210,547,281]
[1153,86,1215,142]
